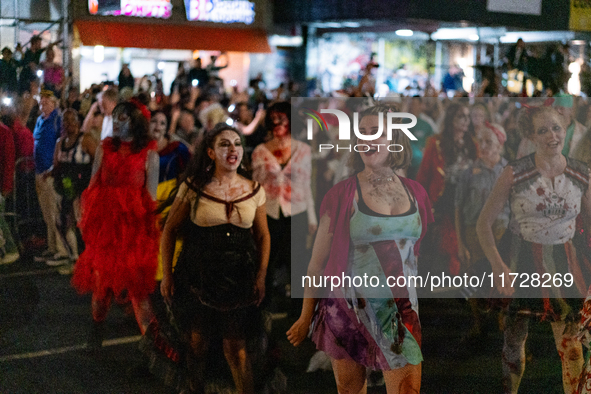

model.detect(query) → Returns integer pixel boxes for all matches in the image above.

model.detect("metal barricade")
[7,156,41,247]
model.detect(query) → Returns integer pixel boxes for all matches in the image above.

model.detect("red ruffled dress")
[73,138,160,300]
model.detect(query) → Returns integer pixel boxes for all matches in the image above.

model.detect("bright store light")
[94,45,104,63]
[396,29,414,37]
[469,34,480,41]
[568,61,581,95]
[157,62,165,70]
[226,118,234,126]
[269,35,303,47]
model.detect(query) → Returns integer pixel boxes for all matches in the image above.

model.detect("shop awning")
[74,20,271,53]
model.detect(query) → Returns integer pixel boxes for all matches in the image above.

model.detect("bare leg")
[187,330,207,393]
[223,338,254,394]
[130,296,155,335]
[551,321,584,393]
[502,314,529,394]
[383,363,421,394]
[91,290,112,323]
[330,357,368,394]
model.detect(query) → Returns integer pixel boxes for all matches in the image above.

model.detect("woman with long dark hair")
[251,101,317,305]
[416,103,477,275]
[72,101,160,347]
[160,123,270,394]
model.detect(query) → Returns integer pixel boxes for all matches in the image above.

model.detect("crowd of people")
[3,36,591,393]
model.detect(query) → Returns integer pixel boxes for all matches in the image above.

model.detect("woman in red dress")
[73,101,160,348]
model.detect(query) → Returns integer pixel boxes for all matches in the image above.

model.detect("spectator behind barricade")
[0,107,34,173]
[33,90,68,262]
[187,57,209,90]
[0,115,18,264]
[442,65,465,96]
[118,63,135,91]
[16,36,53,94]
[206,53,229,82]
[82,87,118,140]
[0,47,19,94]
[79,84,101,117]
[41,47,65,98]
[44,108,97,272]
[20,79,41,132]
[506,38,529,72]
[407,96,435,179]
[63,86,81,112]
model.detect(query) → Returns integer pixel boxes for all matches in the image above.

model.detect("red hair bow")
[521,98,555,113]
[129,97,151,122]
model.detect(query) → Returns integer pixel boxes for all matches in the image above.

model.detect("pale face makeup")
[530,112,566,157]
[476,128,502,164]
[208,129,243,172]
[149,112,167,141]
[112,111,131,140]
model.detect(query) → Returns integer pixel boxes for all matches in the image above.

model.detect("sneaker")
[46,255,70,266]
[57,263,75,275]
[1,252,19,264]
[34,250,56,262]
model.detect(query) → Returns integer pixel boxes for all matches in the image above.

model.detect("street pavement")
[0,252,568,393]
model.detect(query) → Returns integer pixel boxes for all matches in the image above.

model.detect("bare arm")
[168,107,181,136]
[476,166,514,296]
[160,196,191,303]
[287,211,333,346]
[581,173,591,237]
[91,145,103,178]
[44,138,61,179]
[81,133,98,159]
[252,203,271,305]
[82,102,100,133]
[455,207,470,265]
[240,108,265,136]
[146,150,160,200]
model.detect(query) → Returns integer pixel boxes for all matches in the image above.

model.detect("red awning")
[75,20,271,53]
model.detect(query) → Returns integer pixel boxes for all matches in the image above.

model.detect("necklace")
[374,176,395,182]
[365,173,396,184]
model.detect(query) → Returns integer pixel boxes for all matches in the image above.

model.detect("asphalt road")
[0,253,568,393]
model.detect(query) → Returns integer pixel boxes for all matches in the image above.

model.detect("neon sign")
[186,0,255,24]
[89,0,173,19]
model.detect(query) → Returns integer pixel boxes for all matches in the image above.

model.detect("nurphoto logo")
[303,108,418,152]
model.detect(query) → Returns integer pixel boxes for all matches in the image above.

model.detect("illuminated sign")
[185,0,255,24]
[89,0,173,19]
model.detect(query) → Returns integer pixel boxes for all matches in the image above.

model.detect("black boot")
[86,320,104,351]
